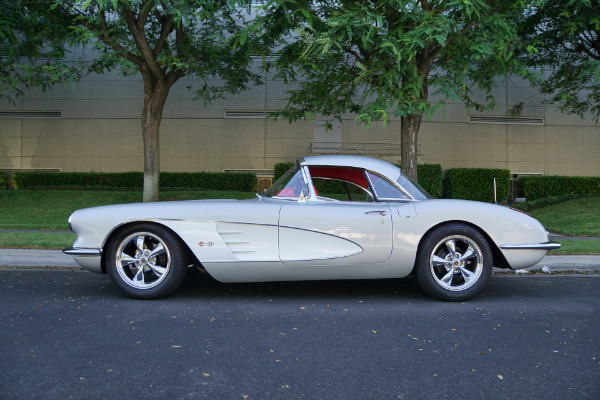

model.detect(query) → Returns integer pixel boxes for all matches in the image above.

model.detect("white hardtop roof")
[300,155,403,181]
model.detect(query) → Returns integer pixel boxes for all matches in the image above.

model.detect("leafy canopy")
[259,0,530,126]
[519,0,600,121]
[0,1,81,99]
[54,0,261,102]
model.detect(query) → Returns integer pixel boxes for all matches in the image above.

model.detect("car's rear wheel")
[106,224,187,299]
[416,224,492,301]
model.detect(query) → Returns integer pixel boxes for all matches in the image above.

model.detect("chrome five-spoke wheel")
[429,235,483,292]
[106,224,187,299]
[115,232,171,289]
[416,224,493,301]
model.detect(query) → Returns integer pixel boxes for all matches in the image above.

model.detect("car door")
[279,201,393,266]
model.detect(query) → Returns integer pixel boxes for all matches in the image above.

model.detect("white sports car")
[64,155,559,301]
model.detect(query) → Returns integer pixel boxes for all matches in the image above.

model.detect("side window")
[265,166,309,199]
[366,171,409,200]
[312,178,374,202]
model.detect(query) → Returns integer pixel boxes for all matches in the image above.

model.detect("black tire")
[106,224,187,299]
[416,223,493,301]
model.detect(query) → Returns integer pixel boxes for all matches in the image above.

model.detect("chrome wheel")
[114,232,171,290]
[429,235,483,292]
[416,224,492,301]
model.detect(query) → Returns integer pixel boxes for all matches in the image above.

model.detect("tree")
[519,0,600,121]
[258,0,530,180]
[2,1,260,202]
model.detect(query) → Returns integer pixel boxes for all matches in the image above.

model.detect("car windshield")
[396,173,431,200]
[264,164,309,199]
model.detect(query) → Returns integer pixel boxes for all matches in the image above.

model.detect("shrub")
[12,171,256,192]
[417,164,442,199]
[13,172,144,190]
[444,168,511,202]
[0,172,9,189]
[161,172,255,191]
[519,175,600,201]
[273,162,294,182]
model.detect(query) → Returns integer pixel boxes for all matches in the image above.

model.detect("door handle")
[365,210,387,216]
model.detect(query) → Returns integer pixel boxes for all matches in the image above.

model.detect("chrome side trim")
[500,242,561,251]
[63,248,102,256]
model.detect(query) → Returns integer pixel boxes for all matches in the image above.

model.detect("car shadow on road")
[173,270,433,302]
[45,269,577,303]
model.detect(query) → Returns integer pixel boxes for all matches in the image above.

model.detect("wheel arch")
[100,220,201,274]
[413,220,510,273]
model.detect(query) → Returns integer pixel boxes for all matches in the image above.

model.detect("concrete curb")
[1,249,599,274]
[0,249,80,268]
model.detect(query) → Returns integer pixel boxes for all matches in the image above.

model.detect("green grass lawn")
[0,190,598,253]
[527,197,600,237]
[550,239,600,255]
[0,231,76,249]
[0,190,255,231]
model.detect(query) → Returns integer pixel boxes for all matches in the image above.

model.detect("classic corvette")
[64,155,559,301]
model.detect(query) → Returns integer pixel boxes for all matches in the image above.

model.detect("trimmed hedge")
[417,164,442,199]
[161,172,256,192]
[0,172,9,189]
[12,171,256,192]
[519,175,600,201]
[273,162,294,182]
[14,172,144,190]
[444,168,511,202]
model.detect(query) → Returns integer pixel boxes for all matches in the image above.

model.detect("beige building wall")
[1,66,598,176]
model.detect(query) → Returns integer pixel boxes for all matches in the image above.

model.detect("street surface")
[1,270,599,399]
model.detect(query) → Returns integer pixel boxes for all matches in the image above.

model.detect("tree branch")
[123,7,165,81]
[79,10,143,67]
[153,14,174,58]
[137,0,154,30]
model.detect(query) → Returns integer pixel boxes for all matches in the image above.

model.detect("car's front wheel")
[106,224,187,299]
[416,224,493,301]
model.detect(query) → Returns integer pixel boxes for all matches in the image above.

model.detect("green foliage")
[12,171,256,192]
[2,1,262,202]
[258,0,530,177]
[519,176,600,201]
[273,162,294,182]
[0,1,81,100]
[13,172,143,190]
[0,172,9,189]
[444,168,511,203]
[518,0,600,121]
[417,164,442,199]
[160,172,256,192]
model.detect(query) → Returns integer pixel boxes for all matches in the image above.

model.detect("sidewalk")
[1,248,599,273]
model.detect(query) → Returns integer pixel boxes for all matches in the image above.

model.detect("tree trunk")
[141,78,170,203]
[400,113,423,181]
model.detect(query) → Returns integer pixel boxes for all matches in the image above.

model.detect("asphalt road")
[1,270,599,400]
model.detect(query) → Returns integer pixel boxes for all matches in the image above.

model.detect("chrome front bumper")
[500,241,561,251]
[63,248,102,256]
[63,248,103,273]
